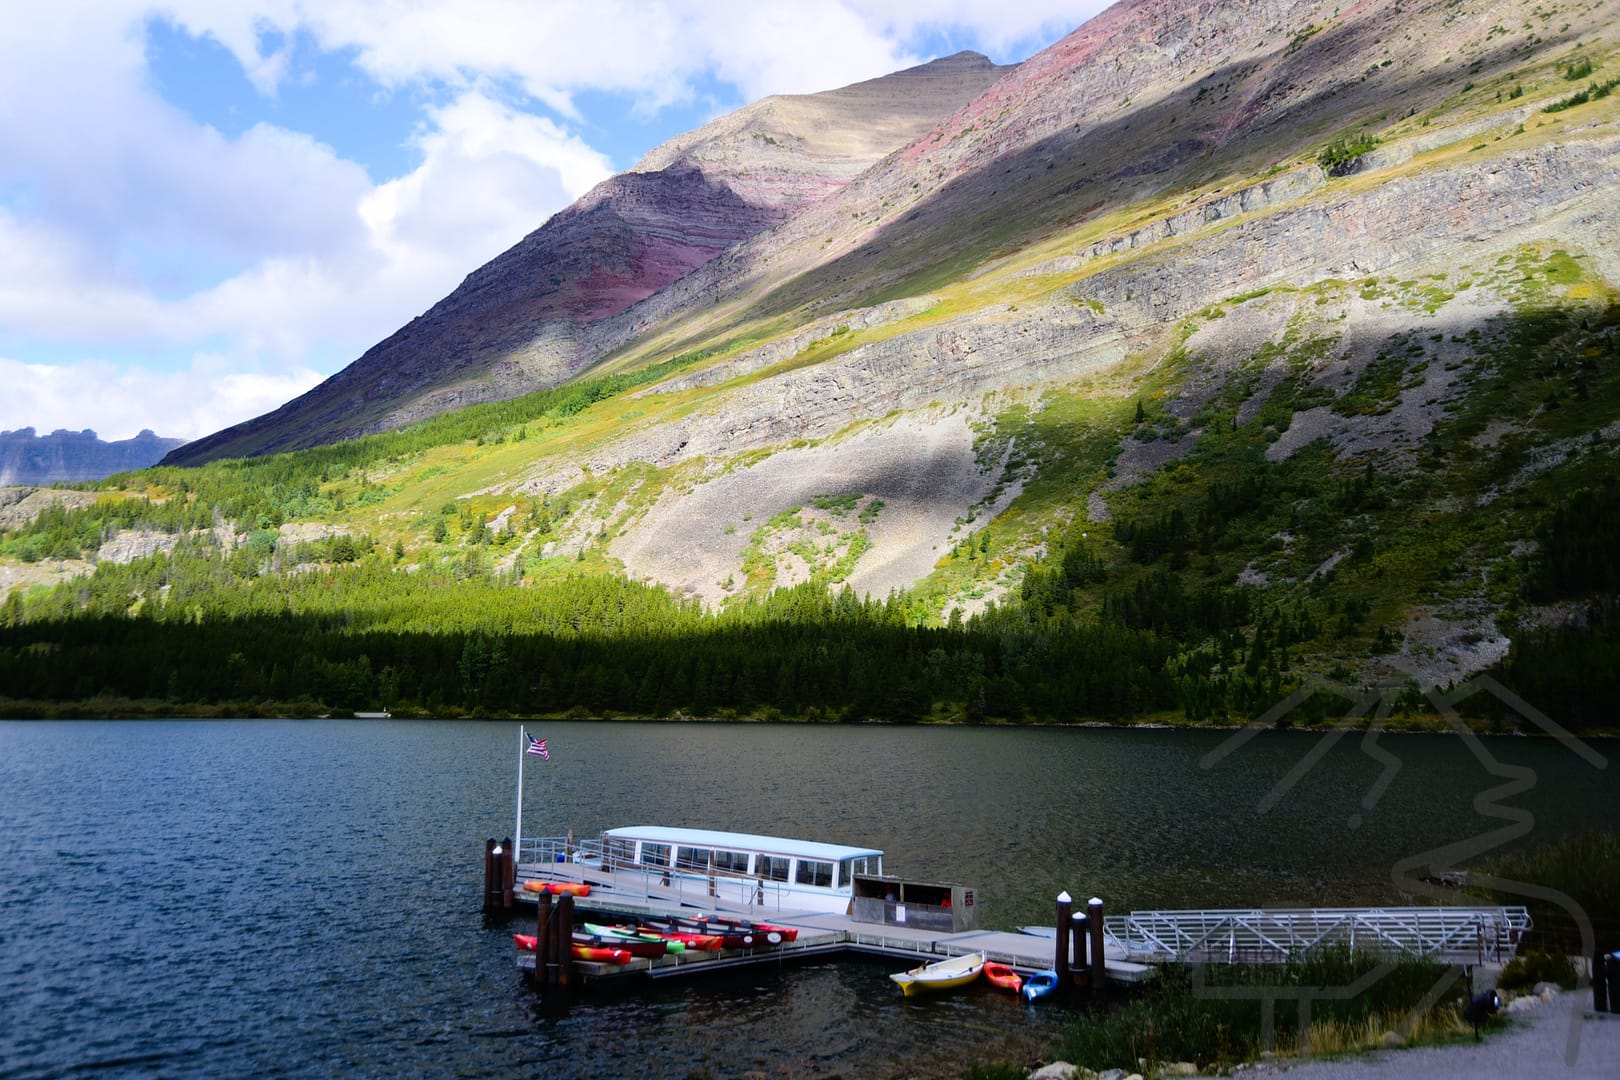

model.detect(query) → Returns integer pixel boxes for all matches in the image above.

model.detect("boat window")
[757,855,790,882]
[675,846,712,871]
[845,855,878,879]
[796,859,833,888]
[604,838,636,866]
[712,849,751,874]
[638,843,670,867]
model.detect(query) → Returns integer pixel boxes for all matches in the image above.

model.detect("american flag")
[526,734,549,760]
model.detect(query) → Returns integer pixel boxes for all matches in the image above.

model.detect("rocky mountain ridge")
[162,51,1014,465]
[0,428,183,485]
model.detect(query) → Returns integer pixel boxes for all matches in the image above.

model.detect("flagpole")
[514,725,525,864]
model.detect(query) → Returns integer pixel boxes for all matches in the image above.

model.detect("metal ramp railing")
[1103,906,1532,965]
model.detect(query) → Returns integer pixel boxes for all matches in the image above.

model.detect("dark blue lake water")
[0,720,1611,1078]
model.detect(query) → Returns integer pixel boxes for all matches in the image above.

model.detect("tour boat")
[1020,969,1061,1002]
[889,951,985,997]
[983,961,1024,992]
[584,826,884,915]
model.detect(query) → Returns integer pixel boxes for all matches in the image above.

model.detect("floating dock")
[506,858,1153,987]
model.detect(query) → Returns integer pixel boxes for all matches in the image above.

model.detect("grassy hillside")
[3,8,1619,727]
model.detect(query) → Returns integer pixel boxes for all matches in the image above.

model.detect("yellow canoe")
[890,951,985,997]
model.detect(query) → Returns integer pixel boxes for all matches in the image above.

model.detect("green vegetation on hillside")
[2,239,1618,730]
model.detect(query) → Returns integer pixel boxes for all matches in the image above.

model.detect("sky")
[0,1,1102,444]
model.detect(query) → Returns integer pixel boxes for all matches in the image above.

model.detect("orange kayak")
[521,881,591,896]
[984,961,1023,992]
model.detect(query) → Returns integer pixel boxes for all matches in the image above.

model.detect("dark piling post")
[501,837,516,910]
[1088,897,1107,993]
[1597,950,1612,1014]
[1070,910,1088,979]
[535,890,554,986]
[1054,891,1072,987]
[482,838,498,913]
[557,893,576,990]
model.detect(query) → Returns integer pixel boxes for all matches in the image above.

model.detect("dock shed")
[850,874,978,933]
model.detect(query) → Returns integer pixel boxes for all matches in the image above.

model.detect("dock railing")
[1103,906,1532,965]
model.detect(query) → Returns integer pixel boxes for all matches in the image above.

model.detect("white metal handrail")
[1103,906,1532,964]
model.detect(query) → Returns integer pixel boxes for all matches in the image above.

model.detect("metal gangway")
[1104,906,1532,965]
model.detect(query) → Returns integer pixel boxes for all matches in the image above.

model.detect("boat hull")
[890,951,985,997]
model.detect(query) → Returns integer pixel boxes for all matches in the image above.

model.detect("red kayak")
[512,934,632,965]
[639,924,726,952]
[984,961,1023,992]
[653,916,759,949]
[742,920,798,944]
[575,930,666,960]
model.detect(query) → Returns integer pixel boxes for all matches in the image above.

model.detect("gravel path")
[1257,996,1619,1079]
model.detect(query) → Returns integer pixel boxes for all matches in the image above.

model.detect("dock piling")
[1071,910,1088,974]
[557,893,576,990]
[535,891,554,986]
[502,837,515,910]
[1088,897,1107,992]
[483,838,505,914]
[1054,891,1072,987]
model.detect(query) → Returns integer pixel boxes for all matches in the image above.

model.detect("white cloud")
[0,355,324,443]
[364,92,613,264]
[0,1,1092,442]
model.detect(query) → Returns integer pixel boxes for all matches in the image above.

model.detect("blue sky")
[0,2,1098,443]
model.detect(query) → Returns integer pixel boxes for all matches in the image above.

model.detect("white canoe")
[890,951,985,997]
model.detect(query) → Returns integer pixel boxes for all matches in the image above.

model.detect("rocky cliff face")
[163,52,1015,465]
[0,428,183,485]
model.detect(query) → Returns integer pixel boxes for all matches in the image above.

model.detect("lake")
[0,719,1611,1078]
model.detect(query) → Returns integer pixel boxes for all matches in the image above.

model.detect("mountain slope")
[162,51,1014,466]
[7,0,1620,723]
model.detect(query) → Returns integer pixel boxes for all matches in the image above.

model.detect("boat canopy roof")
[602,826,882,862]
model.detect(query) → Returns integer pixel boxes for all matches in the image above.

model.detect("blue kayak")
[1021,968,1061,1003]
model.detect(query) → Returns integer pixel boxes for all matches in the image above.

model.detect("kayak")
[625,920,725,952]
[695,915,790,945]
[521,880,591,896]
[1021,968,1061,1003]
[984,961,1023,993]
[638,916,753,949]
[512,933,630,964]
[575,931,666,959]
[583,921,687,954]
